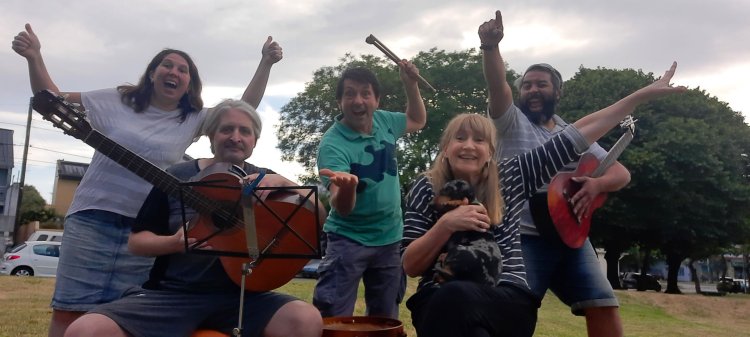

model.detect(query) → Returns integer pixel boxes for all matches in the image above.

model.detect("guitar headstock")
[619,115,636,135]
[32,90,92,141]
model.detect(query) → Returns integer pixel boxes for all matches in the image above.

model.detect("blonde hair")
[426,113,503,224]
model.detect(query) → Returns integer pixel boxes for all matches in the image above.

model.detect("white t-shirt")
[66,88,207,218]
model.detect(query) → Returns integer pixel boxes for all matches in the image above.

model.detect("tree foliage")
[276,48,519,187]
[19,185,56,225]
[559,66,750,292]
[276,52,750,293]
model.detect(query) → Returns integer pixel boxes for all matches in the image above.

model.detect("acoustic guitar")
[531,116,635,248]
[31,90,321,291]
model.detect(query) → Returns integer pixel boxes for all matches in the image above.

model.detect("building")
[0,128,18,252]
[51,160,88,216]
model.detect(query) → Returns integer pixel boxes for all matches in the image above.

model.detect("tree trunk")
[720,254,728,280]
[744,251,749,294]
[605,248,624,289]
[637,249,653,291]
[665,253,683,294]
[688,258,702,294]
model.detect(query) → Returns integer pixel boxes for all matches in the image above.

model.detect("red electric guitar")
[532,116,636,248]
[31,90,322,291]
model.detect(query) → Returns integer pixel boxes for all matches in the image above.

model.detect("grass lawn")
[1,275,748,337]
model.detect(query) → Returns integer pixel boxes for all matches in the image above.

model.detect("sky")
[1,0,749,204]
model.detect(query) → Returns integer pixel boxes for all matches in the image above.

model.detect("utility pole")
[12,97,32,244]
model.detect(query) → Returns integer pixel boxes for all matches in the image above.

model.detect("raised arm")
[573,62,686,144]
[240,36,283,108]
[479,10,513,119]
[12,23,82,104]
[398,60,427,133]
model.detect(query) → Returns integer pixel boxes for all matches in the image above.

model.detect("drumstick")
[365,34,437,91]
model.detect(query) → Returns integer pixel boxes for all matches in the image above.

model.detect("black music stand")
[176,183,323,260]
[174,178,322,336]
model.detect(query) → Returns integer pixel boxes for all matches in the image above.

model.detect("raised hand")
[12,23,41,60]
[261,36,283,65]
[397,59,420,86]
[478,10,504,46]
[635,62,687,102]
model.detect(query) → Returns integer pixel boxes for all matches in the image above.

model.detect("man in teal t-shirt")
[313,66,427,318]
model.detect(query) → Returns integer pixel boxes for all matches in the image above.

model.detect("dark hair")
[336,67,381,100]
[517,63,563,94]
[117,49,204,121]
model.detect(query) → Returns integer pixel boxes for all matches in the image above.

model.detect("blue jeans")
[51,210,154,311]
[313,232,402,318]
[521,234,618,315]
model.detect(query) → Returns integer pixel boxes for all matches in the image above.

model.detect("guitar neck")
[83,130,218,214]
[591,131,634,178]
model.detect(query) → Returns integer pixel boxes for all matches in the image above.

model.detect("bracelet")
[479,44,497,51]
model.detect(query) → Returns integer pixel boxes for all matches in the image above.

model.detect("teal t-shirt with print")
[317,110,407,246]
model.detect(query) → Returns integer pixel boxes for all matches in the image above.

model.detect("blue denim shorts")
[51,209,154,312]
[521,235,618,315]
[90,287,296,337]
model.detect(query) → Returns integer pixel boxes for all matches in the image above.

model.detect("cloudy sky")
[1,0,749,203]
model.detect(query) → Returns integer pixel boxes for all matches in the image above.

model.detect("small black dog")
[433,180,503,286]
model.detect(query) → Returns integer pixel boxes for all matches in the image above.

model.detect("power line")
[0,142,92,159]
[13,157,58,165]
[0,120,66,133]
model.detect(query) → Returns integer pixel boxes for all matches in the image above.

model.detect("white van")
[27,230,64,243]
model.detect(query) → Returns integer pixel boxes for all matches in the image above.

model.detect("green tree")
[559,66,750,293]
[276,49,519,188]
[19,185,56,225]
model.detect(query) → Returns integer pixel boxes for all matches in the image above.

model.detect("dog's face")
[441,179,475,201]
[435,180,475,214]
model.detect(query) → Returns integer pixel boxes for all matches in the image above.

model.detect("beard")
[519,92,557,125]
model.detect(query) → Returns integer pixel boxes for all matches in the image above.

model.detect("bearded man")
[479,10,631,337]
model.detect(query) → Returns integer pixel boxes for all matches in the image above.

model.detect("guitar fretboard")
[591,131,634,178]
[83,130,222,215]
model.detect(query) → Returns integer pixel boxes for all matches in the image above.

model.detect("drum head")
[322,316,404,337]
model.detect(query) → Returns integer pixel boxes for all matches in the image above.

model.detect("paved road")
[676,281,716,293]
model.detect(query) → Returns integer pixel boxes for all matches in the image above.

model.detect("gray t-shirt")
[67,88,206,218]
[492,104,607,235]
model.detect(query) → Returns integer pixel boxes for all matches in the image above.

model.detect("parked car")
[27,230,64,243]
[621,272,662,292]
[0,241,61,277]
[717,277,748,293]
[298,259,321,279]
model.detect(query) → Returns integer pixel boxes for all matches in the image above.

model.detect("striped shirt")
[402,125,588,291]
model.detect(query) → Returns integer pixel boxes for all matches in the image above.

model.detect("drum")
[322,316,406,337]
[190,330,229,337]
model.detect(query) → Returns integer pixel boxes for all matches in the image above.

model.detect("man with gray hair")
[64,99,324,337]
[478,10,630,337]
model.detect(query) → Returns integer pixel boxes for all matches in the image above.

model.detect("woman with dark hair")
[12,23,283,337]
[401,63,685,337]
